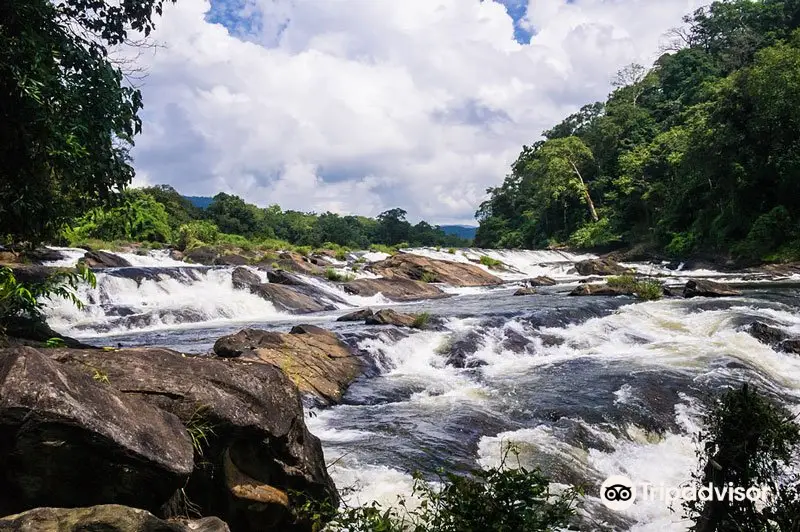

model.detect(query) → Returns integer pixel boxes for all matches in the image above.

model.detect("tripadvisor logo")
[599,475,773,511]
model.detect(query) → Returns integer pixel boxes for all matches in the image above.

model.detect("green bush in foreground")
[606,275,663,301]
[298,459,579,532]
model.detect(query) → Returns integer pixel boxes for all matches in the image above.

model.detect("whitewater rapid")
[38,246,800,529]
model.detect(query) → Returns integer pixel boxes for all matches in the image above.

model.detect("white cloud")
[131,0,702,224]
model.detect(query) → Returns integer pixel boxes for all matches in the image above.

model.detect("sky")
[130,0,703,225]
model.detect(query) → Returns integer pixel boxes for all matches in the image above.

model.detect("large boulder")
[0,347,194,516]
[266,269,306,286]
[367,254,502,286]
[231,267,261,290]
[365,309,418,327]
[213,254,249,266]
[569,284,635,297]
[213,327,363,405]
[343,278,446,301]
[0,505,229,532]
[683,279,741,298]
[46,346,337,531]
[83,250,132,268]
[514,287,537,296]
[527,276,557,287]
[275,252,324,276]
[251,283,335,313]
[337,308,374,322]
[185,247,219,265]
[574,259,632,276]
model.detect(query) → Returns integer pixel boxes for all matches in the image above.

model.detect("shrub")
[420,271,438,283]
[412,312,431,329]
[568,218,622,249]
[606,275,637,290]
[665,231,699,257]
[325,268,355,283]
[606,275,663,301]
[479,255,504,269]
[176,220,220,250]
[1,265,96,325]
[685,384,800,530]
[734,206,793,260]
[447,248,456,254]
[296,455,579,531]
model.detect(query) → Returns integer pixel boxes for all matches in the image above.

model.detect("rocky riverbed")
[2,246,800,530]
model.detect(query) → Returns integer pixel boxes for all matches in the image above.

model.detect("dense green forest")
[476,0,800,262]
[60,185,470,252]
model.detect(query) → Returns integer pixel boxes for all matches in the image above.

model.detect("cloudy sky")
[131,0,702,225]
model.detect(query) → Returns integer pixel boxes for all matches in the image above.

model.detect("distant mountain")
[439,225,477,240]
[185,196,213,209]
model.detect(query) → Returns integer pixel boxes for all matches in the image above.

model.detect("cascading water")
[37,246,800,529]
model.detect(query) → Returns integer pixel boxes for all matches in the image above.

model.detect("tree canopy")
[476,0,800,261]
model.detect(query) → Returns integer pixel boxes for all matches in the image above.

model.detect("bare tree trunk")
[569,160,599,222]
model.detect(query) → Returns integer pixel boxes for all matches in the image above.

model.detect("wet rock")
[503,328,532,353]
[578,276,604,284]
[276,251,324,276]
[0,505,230,532]
[214,327,363,405]
[569,284,634,296]
[367,253,502,286]
[337,308,375,322]
[170,249,185,262]
[343,278,446,301]
[26,247,67,264]
[0,347,194,516]
[266,269,305,286]
[438,331,487,368]
[365,309,418,327]
[514,287,537,296]
[185,246,219,265]
[683,279,741,298]
[746,322,800,355]
[527,276,557,286]
[251,283,335,313]
[574,259,632,276]
[48,345,338,529]
[214,253,249,266]
[231,267,260,290]
[83,250,132,268]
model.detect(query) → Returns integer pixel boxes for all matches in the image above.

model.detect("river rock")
[185,246,219,265]
[83,250,132,268]
[367,254,502,286]
[266,269,305,286]
[276,251,324,275]
[528,276,557,286]
[440,331,487,368]
[26,247,67,264]
[337,308,375,322]
[574,259,632,276]
[746,322,800,354]
[213,327,363,405]
[251,283,335,313]
[365,309,418,327]
[214,253,249,266]
[0,505,230,532]
[231,267,260,290]
[47,346,337,530]
[569,284,635,296]
[683,279,741,298]
[0,347,194,516]
[343,278,446,301]
[514,287,537,296]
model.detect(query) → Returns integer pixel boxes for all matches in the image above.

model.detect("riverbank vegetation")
[476,0,800,263]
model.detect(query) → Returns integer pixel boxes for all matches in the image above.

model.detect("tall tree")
[0,0,172,246]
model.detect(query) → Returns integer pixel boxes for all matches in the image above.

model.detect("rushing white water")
[312,294,800,530]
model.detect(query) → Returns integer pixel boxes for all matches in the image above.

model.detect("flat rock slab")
[367,254,502,286]
[343,278,446,301]
[0,347,193,516]
[683,279,742,298]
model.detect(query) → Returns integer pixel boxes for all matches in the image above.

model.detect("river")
[41,247,800,530]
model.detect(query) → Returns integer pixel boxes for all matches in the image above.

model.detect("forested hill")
[475,0,800,263]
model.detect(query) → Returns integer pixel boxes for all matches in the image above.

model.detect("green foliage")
[447,248,456,254]
[45,337,66,348]
[479,256,504,270]
[186,406,216,458]
[420,272,439,283]
[325,268,355,283]
[685,384,800,531]
[568,218,622,249]
[176,221,220,251]
[607,275,663,300]
[298,457,578,532]
[92,368,110,384]
[411,312,431,329]
[65,190,173,244]
[476,4,800,261]
[606,275,638,290]
[0,265,96,326]
[0,0,173,246]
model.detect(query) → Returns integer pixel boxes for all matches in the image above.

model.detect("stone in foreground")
[0,347,194,516]
[0,505,230,532]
